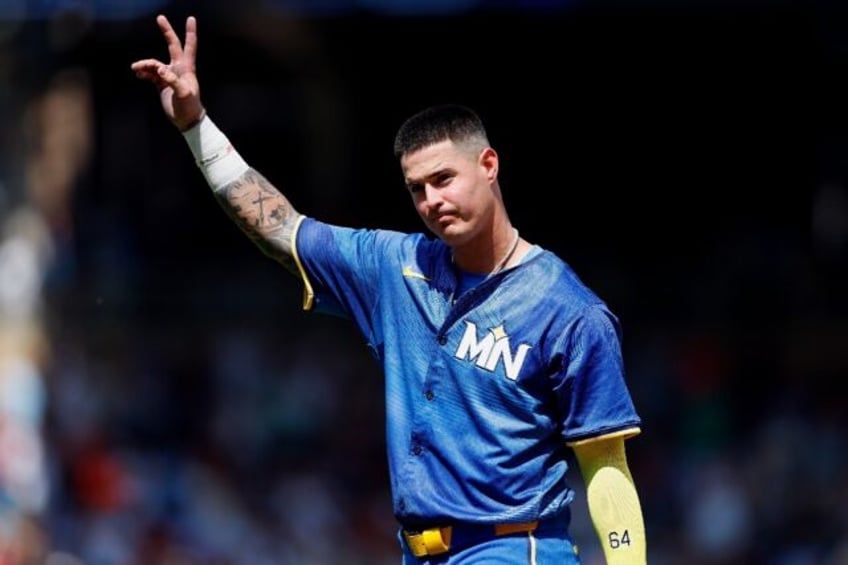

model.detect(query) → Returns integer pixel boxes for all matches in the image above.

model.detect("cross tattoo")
[252,192,269,226]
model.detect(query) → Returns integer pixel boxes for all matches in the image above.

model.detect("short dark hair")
[393,104,490,159]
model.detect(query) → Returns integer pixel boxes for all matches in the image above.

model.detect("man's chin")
[429,219,468,243]
[435,228,467,247]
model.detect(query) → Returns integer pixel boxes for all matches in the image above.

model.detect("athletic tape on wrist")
[182,114,249,191]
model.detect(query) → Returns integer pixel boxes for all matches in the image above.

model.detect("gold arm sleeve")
[573,436,647,564]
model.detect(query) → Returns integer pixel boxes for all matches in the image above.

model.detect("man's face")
[400,139,498,246]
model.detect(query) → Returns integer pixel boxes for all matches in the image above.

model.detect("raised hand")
[131,15,204,131]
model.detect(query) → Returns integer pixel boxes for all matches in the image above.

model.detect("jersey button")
[437,335,447,345]
[425,390,435,401]
[412,445,423,456]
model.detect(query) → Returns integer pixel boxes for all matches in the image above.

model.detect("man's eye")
[434,174,452,187]
[408,184,423,193]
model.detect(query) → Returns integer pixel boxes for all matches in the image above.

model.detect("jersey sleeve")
[555,305,642,445]
[293,217,394,339]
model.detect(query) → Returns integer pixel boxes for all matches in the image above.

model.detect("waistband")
[399,512,570,559]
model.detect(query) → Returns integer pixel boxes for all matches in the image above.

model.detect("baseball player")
[132,14,647,564]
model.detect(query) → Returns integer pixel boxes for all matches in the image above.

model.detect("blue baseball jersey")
[293,217,641,525]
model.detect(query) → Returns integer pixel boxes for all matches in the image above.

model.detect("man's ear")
[480,147,499,182]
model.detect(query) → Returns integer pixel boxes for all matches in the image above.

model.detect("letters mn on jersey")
[454,321,532,381]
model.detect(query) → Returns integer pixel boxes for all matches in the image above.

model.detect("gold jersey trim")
[566,427,641,447]
[291,215,314,311]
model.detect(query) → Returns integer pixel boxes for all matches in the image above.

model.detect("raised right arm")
[131,14,301,274]
[182,116,303,274]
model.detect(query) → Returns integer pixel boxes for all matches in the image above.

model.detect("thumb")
[157,65,191,97]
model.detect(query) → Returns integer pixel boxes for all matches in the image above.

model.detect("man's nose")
[423,184,442,208]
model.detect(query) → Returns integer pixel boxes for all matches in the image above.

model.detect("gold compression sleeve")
[572,436,647,564]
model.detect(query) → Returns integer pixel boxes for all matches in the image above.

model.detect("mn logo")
[454,321,531,381]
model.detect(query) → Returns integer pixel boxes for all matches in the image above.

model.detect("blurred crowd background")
[1,0,848,564]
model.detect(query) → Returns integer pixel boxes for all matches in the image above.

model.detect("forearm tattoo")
[213,168,301,274]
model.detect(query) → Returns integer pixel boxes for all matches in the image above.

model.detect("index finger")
[156,14,183,62]
[183,16,198,65]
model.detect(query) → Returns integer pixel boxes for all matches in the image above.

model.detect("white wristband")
[182,114,250,191]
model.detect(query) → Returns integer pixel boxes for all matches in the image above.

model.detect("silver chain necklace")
[489,228,520,277]
[450,228,521,306]
[451,228,520,278]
